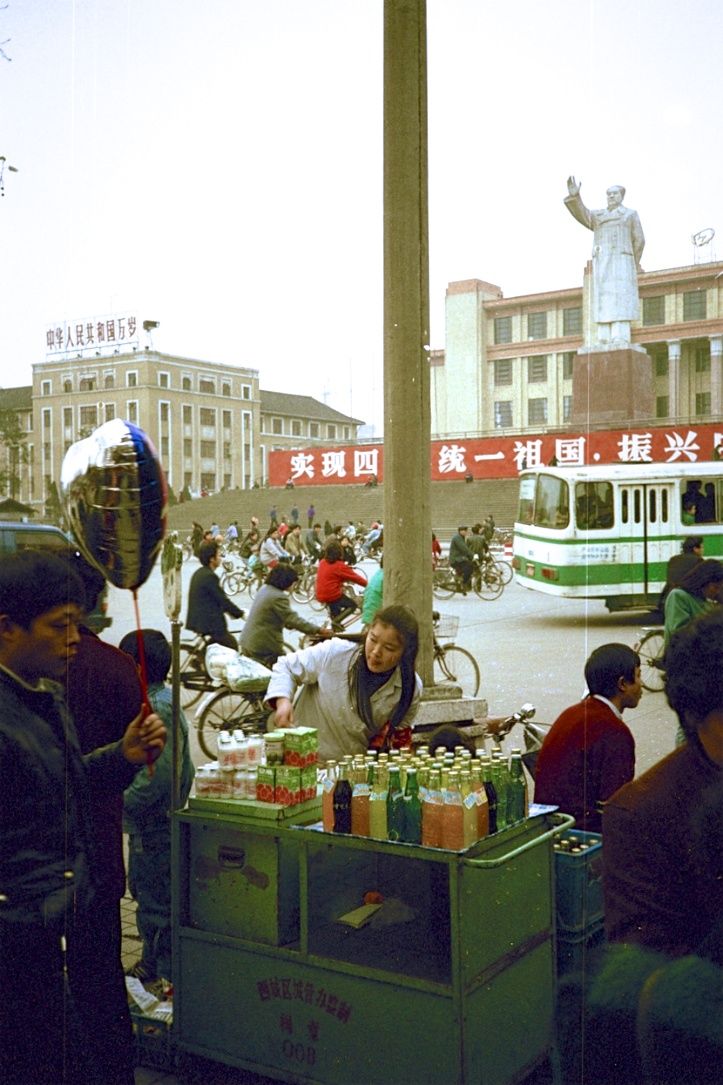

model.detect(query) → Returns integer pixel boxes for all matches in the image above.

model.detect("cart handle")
[463,813,575,868]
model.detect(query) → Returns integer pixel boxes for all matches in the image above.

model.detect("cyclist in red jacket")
[315,540,368,629]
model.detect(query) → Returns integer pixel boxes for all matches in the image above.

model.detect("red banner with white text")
[268,423,723,487]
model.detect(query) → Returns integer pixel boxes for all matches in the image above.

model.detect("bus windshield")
[518,473,570,529]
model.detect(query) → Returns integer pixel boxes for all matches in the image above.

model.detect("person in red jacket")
[315,540,367,628]
[533,642,642,831]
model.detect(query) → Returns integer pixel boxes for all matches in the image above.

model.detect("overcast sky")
[1,0,721,432]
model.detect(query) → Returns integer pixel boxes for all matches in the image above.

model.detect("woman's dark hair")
[349,605,419,735]
[666,608,723,736]
[584,643,640,700]
[266,564,298,590]
[679,559,723,598]
[119,628,171,684]
[324,541,342,563]
[682,536,703,554]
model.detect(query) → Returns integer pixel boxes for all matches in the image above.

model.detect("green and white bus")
[512,462,723,612]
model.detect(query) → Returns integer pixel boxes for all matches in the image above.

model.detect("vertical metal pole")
[383,0,433,684]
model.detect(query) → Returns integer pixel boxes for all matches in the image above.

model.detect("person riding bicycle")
[186,540,244,650]
[259,527,291,569]
[315,540,368,629]
[240,565,327,669]
[305,523,324,562]
[449,526,475,594]
[467,523,490,564]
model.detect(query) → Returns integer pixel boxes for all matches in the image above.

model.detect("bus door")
[619,481,672,596]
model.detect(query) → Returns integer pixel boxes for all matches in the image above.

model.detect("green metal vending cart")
[173,798,571,1085]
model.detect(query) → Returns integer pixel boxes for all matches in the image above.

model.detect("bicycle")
[635,626,666,692]
[195,683,271,759]
[432,613,480,697]
[432,558,504,601]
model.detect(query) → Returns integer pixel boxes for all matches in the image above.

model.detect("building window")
[494,359,512,385]
[79,377,96,392]
[527,355,548,383]
[242,384,251,400]
[327,424,336,439]
[41,380,51,396]
[159,372,169,389]
[655,353,669,377]
[200,441,216,458]
[183,439,193,457]
[127,371,138,388]
[695,392,711,416]
[643,296,665,326]
[104,373,115,389]
[199,378,215,394]
[656,395,669,418]
[63,407,73,430]
[42,408,51,430]
[683,290,706,321]
[562,352,574,380]
[562,308,582,336]
[182,405,192,425]
[291,419,302,437]
[528,397,548,425]
[494,401,513,428]
[310,422,319,438]
[63,379,73,393]
[272,417,283,435]
[127,401,138,423]
[527,312,547,340]
[222,410,232,430]
[222,441,231,459]
[494,316,512,344]
[182,375,192,391]
[159,402,169,422]
[104,403,115,422]
[562,395,572,422]
[343,426,350,440]
[694,345,711,372]
[222,382,231,397]
[199,408,216,426]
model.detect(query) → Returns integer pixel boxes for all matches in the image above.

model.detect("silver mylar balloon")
[60,418,168,590]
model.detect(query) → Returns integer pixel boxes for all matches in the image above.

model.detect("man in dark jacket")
[0,550,166,1085]
[186,539,244,649]
[240,565,326,668]
[449,526,474,592]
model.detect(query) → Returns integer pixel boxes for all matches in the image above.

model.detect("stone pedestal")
[571,348,654,425]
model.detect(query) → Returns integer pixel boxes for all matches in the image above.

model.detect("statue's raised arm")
[563,176,645,350]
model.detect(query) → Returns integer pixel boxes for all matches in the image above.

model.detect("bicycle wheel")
[474,567,504,601]
[493,559,513,585]
[433,645,480,698]
[178,642,207,709]
[197,689,269,759]
[638,629,666,692]
[222,571,244,596]
[291,571,313,604]
[432,570,456,600]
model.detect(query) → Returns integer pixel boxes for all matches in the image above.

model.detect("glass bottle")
[369,763,388,840]
[491,754,508,831]
[386,763,405,842]
[422,768,444,848]
[442,770,464,851]
[321,760,337,832]
[332,761,352,834]
[460,769,479,848]
[481,756,498,834]
[351,761,371,837]
[401,766,422,844]
[508,749,529,823]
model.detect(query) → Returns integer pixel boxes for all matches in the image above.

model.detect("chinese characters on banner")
[269,423,723,486]
[45,315,139,357]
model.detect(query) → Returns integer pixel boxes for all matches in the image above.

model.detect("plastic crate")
[434,614,459,640]
[131,1008,176,1073]
[556,917,605,976]
[554,829,603,933]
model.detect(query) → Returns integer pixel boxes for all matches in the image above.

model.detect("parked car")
[0,521,112,632]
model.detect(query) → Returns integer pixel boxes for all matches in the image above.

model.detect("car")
[0,521,112,633]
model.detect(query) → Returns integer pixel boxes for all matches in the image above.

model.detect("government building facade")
[431,259,723,437]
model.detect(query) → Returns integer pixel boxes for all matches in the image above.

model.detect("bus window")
[518,476,536,524]
[621,488,629,525]
[661,489,669,522]
[534,474,569,528]
[649,489,657,523]
[634,488,642,523]
[575,481,614,530]
[696,481,717,523]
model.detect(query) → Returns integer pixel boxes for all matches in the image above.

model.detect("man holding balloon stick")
[0,550,167,1085]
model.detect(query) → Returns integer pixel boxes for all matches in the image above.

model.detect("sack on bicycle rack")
[224,654,273,692]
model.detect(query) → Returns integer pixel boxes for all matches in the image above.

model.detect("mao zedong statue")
[564,177,645,351]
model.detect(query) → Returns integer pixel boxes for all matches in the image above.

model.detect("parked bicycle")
[432,612,480,697]
[635,626,666,692]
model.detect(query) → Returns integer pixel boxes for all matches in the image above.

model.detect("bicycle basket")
[434,614,459,640]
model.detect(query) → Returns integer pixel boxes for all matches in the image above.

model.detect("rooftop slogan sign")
[45,313,140,358]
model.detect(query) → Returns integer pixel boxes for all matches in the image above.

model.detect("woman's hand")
[273,697,295,728]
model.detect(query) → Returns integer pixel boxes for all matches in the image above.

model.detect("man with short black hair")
[0,550,166,1084]
[186,539,244,649]
[449,525,474,593]
[533,643,642,831]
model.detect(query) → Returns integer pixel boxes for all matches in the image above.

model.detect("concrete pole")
[383,0,433,685]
